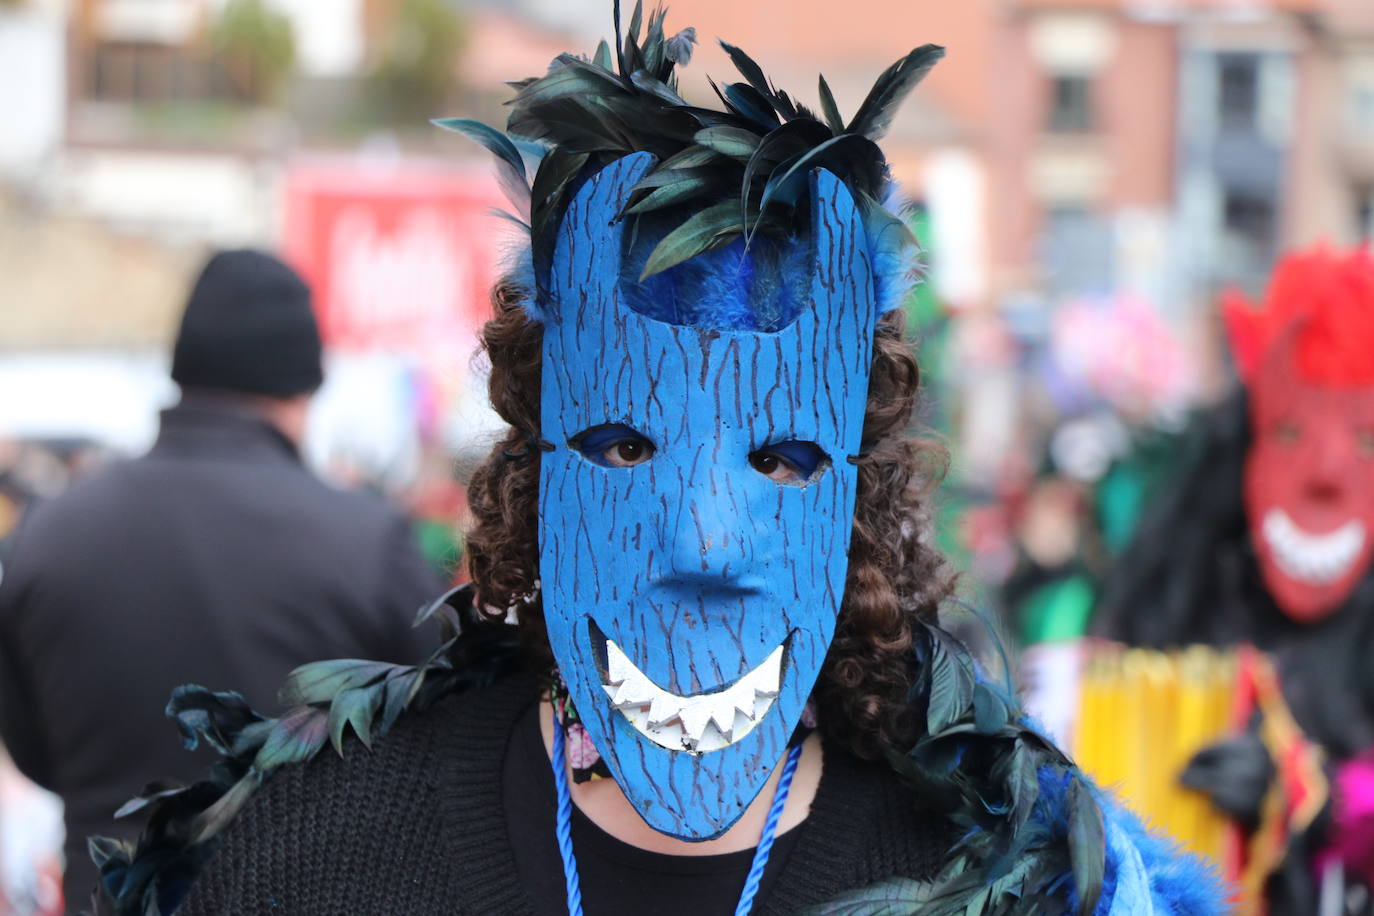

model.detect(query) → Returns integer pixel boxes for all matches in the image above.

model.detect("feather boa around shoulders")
[86,588,1223,915]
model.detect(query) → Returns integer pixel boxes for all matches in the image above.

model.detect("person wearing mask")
[0,249,443,908]
[90,16,1220,916]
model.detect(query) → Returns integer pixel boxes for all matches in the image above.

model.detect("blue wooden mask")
[537,152,878,839]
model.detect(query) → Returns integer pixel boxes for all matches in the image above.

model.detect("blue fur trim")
[1033,768,1228,915]
[868,182,923,316]
[1098,795,1228,915]
[621,233,811,332]
[502,242,541,322]
[870,240,921,317]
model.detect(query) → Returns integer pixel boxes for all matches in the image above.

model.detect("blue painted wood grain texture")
[538,152,876,838]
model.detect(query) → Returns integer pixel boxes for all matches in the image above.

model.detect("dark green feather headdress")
[437,1,943,310]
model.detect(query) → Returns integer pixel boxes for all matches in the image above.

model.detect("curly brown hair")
[464,276,954,760]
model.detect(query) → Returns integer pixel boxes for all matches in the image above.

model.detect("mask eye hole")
[571,424,656,468]
[748,441,829,485]
[1358,428,1374,459]
[1274,420,1301,444]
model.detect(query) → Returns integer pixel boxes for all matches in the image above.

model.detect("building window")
[1358,187,1374,241]
[86,42,250,105]
[1216,189,1276,286]
[1218,54,1260,132]
[1223,192,1274,246]
[1041,205,1113,298]
[1354,87,1374,131]
[1047,74,1094,133]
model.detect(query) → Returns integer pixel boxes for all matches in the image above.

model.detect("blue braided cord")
[734,741,804,916]
[551,709,803,916]
[551,707,585,916]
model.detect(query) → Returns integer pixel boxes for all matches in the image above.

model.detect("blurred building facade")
[0,0,496,463]
[994,0,1374,316]
[1,0,1373,499]
[6,0,1371,331]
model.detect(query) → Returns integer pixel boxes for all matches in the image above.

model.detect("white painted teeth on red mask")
[1261,509,1366,585]
[601,640,783,754]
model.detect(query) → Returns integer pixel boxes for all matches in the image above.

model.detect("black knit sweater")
[176,675,955,914]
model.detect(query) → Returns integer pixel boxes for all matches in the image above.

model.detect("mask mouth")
[1261,508,1367,585]
[588,619,789,755]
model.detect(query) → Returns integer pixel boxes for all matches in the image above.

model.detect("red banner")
[283,160,510,360]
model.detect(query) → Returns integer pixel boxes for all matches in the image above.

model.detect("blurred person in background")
[1095,245,1374,913]
[0,248,443,909]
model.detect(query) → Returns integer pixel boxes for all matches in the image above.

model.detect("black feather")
[630,69,688,106]
[721,81,783,131]
[642,7,667,78]
[638,200,745,279]
[817,74,844,134]
[654,146,722,171]
[754,133,883,235]
[720,41,807,122]
[772,88,803,121]
[612,0,625,75]
[529,149,592,281]
[693,125,761,160]
[593,38,614,72]
[739,118,830,228]
[510,56,622,108]
[847,44,945,140]
[432,117,531,217]
[623,0,645,76]
[718,40,772,105]
[664,27,696,67]
[625,168,725,214]
[444,6,948,282]
[1068,777,1106,915]
[626,0,643,51]
[509,96,632,152]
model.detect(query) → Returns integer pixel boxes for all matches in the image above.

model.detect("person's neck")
[177,390,311,448]
[537,698,822,856]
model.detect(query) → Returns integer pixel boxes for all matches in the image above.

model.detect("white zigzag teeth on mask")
[646,694,680,728]
[600,639,785,754]
[1261,508,1366,586]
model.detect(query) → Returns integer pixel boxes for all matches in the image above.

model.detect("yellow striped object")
[1070,643,1237,868]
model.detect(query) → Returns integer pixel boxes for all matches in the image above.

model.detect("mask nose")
[1304,475,1343,504]
[663,474,762,592]
[1303,433,1348,505]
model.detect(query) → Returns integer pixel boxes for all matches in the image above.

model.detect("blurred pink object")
[1051,295,1196,415]
[1319,752,1374,889]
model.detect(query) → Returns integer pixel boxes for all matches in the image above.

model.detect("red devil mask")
[1227,246,1374,623]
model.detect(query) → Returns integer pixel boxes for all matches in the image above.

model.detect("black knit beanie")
[171,249,324,397]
